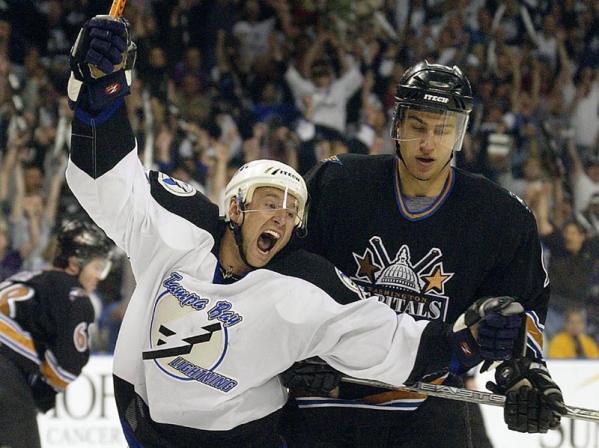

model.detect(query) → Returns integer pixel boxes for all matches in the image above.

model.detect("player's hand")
[68,15,136,112]
[281,359,341,396]
[29,374,57,413]
[486,358,567,433]
[450,296,524,373]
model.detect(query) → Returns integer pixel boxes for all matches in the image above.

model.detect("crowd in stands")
[0,0,598,358]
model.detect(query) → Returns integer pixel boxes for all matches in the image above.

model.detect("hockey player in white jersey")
[65,16,526,448]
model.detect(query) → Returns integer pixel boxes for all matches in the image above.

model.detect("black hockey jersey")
[0,270,94,393]
[299,153,549,409]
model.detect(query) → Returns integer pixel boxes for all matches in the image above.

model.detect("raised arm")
[300,32,325,79]
[9,155,25,223]
[0,143,17,203]
[566,132,584,176]
[65,16,215,276]
[43,153,67,226]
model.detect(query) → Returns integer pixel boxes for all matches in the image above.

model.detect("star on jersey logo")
[422,264,453,295]
[351,236,454,297]
[354,249,380,283]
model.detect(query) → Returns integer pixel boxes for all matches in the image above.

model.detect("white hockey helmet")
[223,159,308,227]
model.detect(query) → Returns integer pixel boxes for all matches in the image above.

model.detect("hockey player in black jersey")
[65,17,527,448]
[0,220,112,448]
[282,61,568,447]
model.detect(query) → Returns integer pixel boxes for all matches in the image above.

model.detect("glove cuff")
[449,326,481,374]
[75,70,131,114]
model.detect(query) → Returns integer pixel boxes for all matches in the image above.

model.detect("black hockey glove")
[450,296,524,373]
[29,374,57,413]
[68,15,136,112]
[486,358,567,433]
[281,359,342,396]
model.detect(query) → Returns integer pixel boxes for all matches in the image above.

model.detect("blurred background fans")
[0,0,597,355]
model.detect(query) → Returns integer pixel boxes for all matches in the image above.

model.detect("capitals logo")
[142,272,242,393]
[351,236,454,322]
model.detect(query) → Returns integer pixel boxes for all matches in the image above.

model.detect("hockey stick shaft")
[109,0,127,18]
[341,376,599,424]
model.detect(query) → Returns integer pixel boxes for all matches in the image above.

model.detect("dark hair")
[53,220,112,268]
[311,61,332,78]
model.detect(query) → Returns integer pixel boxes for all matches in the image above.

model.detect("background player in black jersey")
[283,61,568,447]
[0,220,112,448]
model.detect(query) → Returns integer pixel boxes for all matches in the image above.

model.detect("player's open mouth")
[416,157,435,168]
[257,230,280,254]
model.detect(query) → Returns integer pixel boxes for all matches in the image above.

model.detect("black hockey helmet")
[53,220,112,275]
[391,61,473,153]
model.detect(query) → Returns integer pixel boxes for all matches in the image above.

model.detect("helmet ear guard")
[226,190,246,227]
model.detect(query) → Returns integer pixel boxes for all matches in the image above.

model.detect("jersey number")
[0,283,35,318]
[73,322,89,352]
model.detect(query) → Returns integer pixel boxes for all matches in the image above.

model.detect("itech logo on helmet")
[266,167,301,183]
[423,94,449,103]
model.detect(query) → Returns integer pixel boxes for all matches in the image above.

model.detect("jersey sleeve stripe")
[295,397,422,411]
[526,311,544,359]
[0,314,39,364]
[40,350,78,390]
[526,312,544,348]
[298,374,447,410]
[360,374,447,404]
[527,310,545,330]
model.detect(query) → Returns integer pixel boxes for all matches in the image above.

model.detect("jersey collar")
[394,159,455,221]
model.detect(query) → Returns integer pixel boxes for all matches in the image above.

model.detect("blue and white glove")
[68,15,136,112]
[450,296,524,374]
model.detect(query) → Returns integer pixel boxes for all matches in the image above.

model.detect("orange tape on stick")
[109,0,127,18]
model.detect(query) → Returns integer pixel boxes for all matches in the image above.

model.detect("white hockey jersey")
[66,102,451,439]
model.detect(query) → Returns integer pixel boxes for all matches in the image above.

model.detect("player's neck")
[220,228,252,276]
[397,163,451,197]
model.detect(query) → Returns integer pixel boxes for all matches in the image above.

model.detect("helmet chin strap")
[228,201,258,270]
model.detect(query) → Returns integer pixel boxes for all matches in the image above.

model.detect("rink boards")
[37,356,599,448]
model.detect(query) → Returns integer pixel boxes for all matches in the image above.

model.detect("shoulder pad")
[148,171,221,236]
[268,249,367,305]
